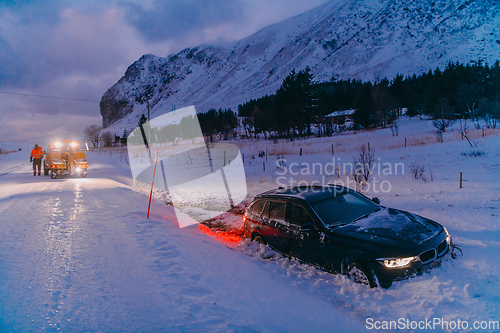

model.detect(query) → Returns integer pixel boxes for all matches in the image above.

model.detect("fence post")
[300,147,303,156]
[405,137,407,147]
[337,164,340,178]
[460,172,463,188]
[263,162,265,172]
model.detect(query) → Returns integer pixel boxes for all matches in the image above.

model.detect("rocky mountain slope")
[100,0,500,127]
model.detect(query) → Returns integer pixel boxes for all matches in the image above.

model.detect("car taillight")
[52,164,56,168]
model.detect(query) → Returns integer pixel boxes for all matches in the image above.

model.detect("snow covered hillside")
[0,118,499,331]
[100,0,500,127]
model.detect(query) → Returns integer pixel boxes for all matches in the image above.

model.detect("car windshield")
[311,192,380,227]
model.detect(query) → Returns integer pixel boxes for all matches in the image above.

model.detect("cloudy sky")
[0,0,329,143]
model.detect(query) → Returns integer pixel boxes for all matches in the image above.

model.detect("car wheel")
[347,261,376,288]
[43,165,49,175]
[50,170,57,179]
[253,234,267,245]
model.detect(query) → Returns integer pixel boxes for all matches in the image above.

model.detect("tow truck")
[44,140,89,179]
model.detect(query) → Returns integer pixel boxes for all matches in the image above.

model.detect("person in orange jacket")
[30,144,43,176]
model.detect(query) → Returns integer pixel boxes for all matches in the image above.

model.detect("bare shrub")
[409,162,426,181]
[461,150,485,157]
[390,119,399,136]
[276,153,286,170]
[101,131,114,147]
[350,170,368,193]
[484,114,498,129]
[349,144,375,193]
[353,144,376,182]
[84,125,102,148]
[433,98,454,132]
[458,119,476,148]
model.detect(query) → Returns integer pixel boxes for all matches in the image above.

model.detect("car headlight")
[378,256,418,268]
[443,227,451,244]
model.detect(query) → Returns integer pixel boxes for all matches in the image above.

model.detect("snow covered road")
[0,153,363,331]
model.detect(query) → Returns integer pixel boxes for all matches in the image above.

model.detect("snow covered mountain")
[100,0,500,127]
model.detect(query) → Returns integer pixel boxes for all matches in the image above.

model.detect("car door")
[264,200,293,253]
[287,203,328,267]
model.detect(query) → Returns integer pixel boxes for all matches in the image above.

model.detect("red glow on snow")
[198,224,244,246]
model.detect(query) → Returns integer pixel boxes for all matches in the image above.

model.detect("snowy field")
[0,117,499,331]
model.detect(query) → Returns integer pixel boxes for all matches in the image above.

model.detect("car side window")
[288,203,314,226]
[249,200,266,215]
[269,201,286,221]
[261,201,270,219]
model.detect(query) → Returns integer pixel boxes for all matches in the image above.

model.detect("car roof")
[255,185,351,204]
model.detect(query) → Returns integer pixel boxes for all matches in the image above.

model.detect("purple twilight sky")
[0,0,329,143]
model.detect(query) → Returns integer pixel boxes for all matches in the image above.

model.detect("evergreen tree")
[353,83,376,128]
[234,60,500,137]
[274,67,315,136]
[372,78,396,126]
[121,129,128,144]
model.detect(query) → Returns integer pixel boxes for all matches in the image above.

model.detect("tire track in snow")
[0,163,23,176]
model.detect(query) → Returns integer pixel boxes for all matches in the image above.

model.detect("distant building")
[324,109,355,124]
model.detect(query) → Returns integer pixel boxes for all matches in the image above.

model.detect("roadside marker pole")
[147,149,160,219]
[460,172,463,189]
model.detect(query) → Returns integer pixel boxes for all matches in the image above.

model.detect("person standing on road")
[30,144,43,176]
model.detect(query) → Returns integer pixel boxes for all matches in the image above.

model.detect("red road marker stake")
[147,149,160,219]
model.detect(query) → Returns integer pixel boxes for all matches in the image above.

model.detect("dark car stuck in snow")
[243,185,452,288]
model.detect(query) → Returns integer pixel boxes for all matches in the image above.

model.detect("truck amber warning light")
[127,106,247,228]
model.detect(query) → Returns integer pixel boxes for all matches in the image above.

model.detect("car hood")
[331,208,443,253]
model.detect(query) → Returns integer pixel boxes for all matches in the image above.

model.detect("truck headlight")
[378,256,418,268]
